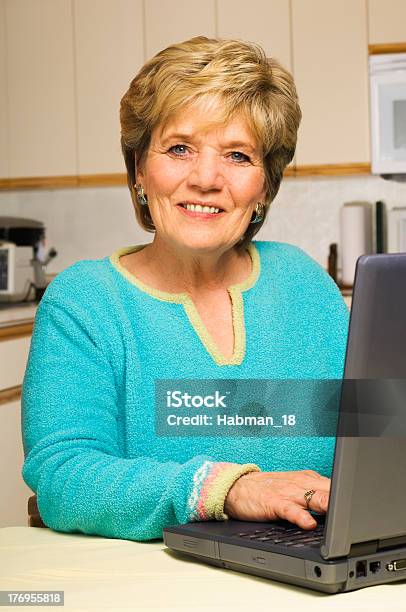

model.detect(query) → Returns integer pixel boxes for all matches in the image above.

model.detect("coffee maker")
[0,217,57,303]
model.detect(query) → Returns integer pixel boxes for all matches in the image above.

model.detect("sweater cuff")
[187,461,261,522]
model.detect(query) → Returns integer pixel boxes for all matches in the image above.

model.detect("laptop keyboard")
[232,524,325,548]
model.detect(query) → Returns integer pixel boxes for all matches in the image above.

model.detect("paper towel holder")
[339,201,373,287]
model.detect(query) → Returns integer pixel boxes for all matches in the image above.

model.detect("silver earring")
[251,202,264,224]
[135,184,148,206]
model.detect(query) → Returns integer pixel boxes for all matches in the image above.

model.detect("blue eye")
[169,144,188,156]
[230,151,250,163]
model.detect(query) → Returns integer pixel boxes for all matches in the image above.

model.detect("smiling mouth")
[178,203,224,214]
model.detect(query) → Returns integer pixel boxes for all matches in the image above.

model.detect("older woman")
[22,37,348,541]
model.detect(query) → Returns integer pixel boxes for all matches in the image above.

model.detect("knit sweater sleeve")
[21,278,259,542]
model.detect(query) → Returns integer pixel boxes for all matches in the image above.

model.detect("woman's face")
[137,101,266,254]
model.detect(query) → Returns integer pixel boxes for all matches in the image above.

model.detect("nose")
[187,150,224,192]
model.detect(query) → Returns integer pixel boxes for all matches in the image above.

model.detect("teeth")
[184,203,220,214]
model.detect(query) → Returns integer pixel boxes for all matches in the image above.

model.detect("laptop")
[163,253,406,593]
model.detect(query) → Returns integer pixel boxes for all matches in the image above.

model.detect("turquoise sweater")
[22,241,349,541]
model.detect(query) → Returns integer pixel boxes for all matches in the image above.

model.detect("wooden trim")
[369,43,406,55]
[0,322,33,340]
[78,173,127,187]
[0,175,78,190]
[293,163,370,177]
[0,385,22,405]
[339,286,353,297]
[0,173,127,190]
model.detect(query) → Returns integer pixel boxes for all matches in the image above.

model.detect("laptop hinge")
[378,535,406,551]
[348,540,378,558]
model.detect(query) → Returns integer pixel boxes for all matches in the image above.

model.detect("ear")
[136,166,145,185]
[135,152,145,185]
[259,177,267,205]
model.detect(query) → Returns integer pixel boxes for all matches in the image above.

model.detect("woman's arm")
[21,296,259,541]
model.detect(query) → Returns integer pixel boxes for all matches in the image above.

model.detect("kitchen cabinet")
[291,0,370,166]
[0,336,31,390]
[0,399,32,526]
[368,0,406,45]
[217,0,292,71]
[5,0,76,178]
[0,0,377,184]
[0,311,36,527]
[0,323,34,527]
[144,0,216,59]
[73,0,144,175]
[0,0,8,178]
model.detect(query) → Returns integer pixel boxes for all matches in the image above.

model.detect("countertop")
[1,527,405,612]
[0,272,56,328]
[0,302,37,328]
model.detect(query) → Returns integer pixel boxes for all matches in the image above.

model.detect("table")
[1,527,406,611]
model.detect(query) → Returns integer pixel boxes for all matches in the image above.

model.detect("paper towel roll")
[340,202,373,285]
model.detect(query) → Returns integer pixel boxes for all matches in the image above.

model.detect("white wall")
[0,174,405,275]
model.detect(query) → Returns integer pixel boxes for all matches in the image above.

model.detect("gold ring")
[304,489,316,508]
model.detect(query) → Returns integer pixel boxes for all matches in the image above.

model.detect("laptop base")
[164,523,406,594]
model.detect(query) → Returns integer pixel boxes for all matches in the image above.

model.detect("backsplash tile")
[0,175,405,274]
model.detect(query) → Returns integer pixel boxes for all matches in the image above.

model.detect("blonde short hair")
[120,36,301,248]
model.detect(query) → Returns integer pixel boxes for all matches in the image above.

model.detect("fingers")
[271,491,329,529]
[303,489,329,514]
[268,482,329,528]
[282,481,329,514]
[272,501,317,530]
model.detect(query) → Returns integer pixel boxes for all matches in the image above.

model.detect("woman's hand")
[224,470,330,529]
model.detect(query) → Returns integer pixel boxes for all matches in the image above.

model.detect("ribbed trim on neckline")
[109,242,260,303]
[109,243,261,366]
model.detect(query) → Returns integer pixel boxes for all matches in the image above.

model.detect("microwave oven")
[369,53,406,177]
